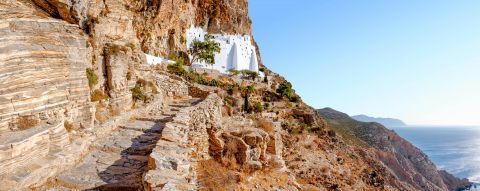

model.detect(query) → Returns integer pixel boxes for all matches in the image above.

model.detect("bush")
[180,36,186,44]
[276,81,298,102]
[126,71,132,80]
[247,85,255,93]
[91,89,109,102]
[64,121,74,132]
[105,44,128,55]
[86,68,98,88]
[290,128,301,135]
[146,81,158,94]
[167,60,186,76]
[227,69,240,76]
[16,116,38,130]
[241,70,258,80]
[209,79,220,87]
[131,80,150,103]
[299,123,308,131]
[254,102,263,113]
[263,102,270,109]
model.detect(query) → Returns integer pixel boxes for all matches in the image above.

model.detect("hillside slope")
[319,108,470,191]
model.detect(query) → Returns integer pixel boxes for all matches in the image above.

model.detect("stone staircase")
[38,97,200,191]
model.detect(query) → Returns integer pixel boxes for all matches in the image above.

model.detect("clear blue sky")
[249,0,480,126]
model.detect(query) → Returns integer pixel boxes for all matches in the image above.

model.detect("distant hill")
[352,114,406,127]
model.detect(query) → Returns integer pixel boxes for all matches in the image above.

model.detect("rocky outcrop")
[0,0,93,132]
[31,0,88,27]
[129,0,251,56]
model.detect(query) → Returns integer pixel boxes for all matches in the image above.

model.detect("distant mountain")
[352,114,406,127]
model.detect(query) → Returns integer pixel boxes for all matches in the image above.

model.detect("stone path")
[42,97,199,191]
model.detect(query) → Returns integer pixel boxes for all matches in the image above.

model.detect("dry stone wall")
[145,93,223,190]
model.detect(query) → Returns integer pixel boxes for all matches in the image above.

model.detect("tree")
[189,34,220,69]
[243,94,250,113]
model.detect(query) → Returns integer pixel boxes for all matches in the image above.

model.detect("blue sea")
[392,126,480,188]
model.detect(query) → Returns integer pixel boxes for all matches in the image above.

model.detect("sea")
[392,126,480,190]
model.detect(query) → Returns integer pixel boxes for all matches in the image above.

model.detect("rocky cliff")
[319,108,470,191]
[0,0,471,190]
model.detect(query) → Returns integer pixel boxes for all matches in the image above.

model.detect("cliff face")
[0,0,93,132]
[0,0,470,190]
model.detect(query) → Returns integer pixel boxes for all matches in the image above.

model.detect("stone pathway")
[42,97,199,191]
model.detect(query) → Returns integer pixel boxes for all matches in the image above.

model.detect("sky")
[249,0,480,126]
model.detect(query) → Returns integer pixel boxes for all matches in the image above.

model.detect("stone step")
[118,120,161,132]
[144,169,188,189]
[33,97,198,190]
[168,103,191,108]
[135,115,173,123]
[162,111,177,117]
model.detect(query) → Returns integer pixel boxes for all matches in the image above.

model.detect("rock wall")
[129,0,252,56]
[0,0,93,132]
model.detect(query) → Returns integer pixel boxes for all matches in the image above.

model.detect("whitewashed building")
[145,54,175,65]
[186,26,263,77]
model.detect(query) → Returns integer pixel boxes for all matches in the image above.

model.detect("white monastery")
[186,26,263,77]
[145,26,263,78]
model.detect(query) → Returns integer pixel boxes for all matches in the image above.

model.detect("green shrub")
[146,81,158,94]
[290,128,301,135]
[241,70,259,80]
[299,123,308,131]
[263,102,270,109]
[247,85,255,93]
[167,61,186,76]
[263,76,268,83]
[131,80,151,103]
[209,79,220,87]
[180,36,186,44]
[86,68,98,88]
[228,69,240,76]
[276,81,298,102]
[254,102,263,113]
